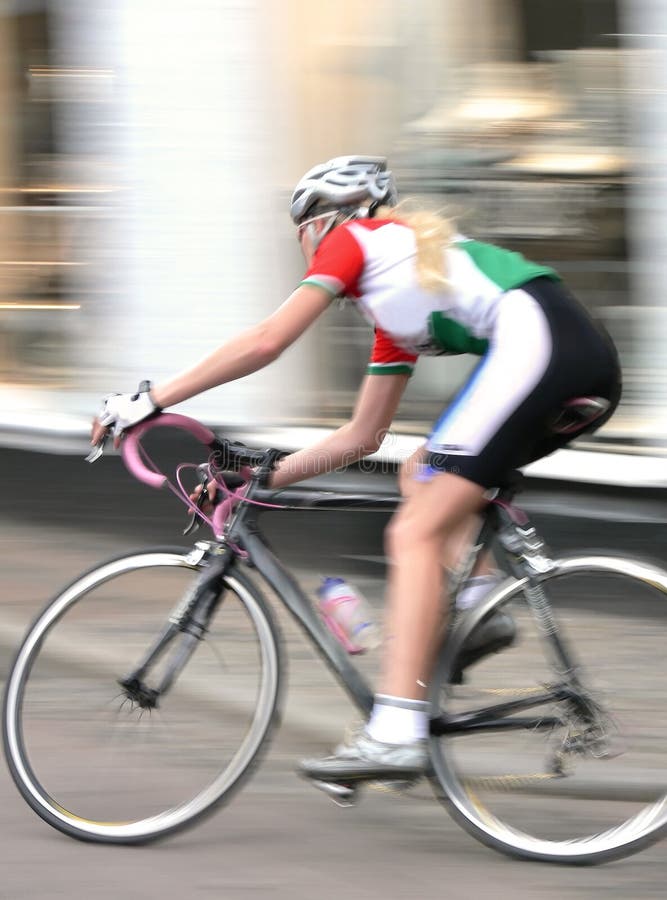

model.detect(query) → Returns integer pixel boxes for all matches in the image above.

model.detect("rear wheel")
[3,548,282,844]
[428,555,667,864]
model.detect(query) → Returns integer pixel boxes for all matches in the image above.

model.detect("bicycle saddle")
[550,395,610,436]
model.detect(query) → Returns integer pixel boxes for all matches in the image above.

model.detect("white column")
[51,0,304,426]
[619,1,667,439]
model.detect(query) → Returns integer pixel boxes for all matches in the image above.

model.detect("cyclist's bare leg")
[381,471,487,700]
[299,472,487,781]
[399,445,495,579]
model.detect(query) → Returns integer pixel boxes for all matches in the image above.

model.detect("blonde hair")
[374,201,456,293]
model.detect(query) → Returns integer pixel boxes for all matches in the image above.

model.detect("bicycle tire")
[428,553,667,865]
[3,546,283,845]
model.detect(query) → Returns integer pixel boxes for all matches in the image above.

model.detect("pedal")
[310,779,358,807]
[368,778,420,794]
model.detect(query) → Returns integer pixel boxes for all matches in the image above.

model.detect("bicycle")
[3,407,667,864]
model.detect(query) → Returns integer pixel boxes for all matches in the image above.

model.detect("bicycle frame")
[113,414,585,736]
[120,486,578,737]
[239,495,584,737]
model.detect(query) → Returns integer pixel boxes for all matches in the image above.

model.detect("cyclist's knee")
[385,509,441,559]
[385,513,416,559]
[386,501,481,568]
[398,446,427,498]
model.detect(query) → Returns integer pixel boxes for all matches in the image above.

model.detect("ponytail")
[374,202,456,293]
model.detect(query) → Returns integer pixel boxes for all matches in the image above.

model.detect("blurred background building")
[0,0,666,445]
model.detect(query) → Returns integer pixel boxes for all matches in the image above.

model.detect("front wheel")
[428,554,667,864]
[3,547,282,844]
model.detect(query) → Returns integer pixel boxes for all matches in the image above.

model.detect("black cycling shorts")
[424,277,622,489]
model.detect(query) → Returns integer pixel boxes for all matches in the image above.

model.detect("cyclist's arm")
[269,372,409,489]
[150,285,333,409]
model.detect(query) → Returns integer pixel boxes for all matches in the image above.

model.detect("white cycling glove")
[97,380,161,437]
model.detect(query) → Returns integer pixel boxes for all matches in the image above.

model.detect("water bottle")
[317,577,381,654]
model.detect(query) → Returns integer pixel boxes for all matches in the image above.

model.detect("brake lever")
[183,467,210,536]
[85,432,109,464]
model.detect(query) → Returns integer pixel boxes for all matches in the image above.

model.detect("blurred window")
[520,0,619,57]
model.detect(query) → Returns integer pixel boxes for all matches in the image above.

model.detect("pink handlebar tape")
[121,413,217,489]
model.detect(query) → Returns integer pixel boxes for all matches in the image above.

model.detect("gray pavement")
[2,766,666,900]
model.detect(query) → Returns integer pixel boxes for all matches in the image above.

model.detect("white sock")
[367,694,429,744]
[455,573,502,611]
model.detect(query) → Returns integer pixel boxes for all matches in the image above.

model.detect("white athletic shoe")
[299,728,428,783]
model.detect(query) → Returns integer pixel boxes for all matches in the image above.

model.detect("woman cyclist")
[92,156,621,784]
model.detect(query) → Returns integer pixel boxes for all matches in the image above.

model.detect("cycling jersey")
[300,219,559,376]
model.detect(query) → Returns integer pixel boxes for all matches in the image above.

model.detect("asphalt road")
[1,447,667,898]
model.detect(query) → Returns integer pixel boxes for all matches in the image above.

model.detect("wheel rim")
[4,552,279,840]
[430,556,667,861]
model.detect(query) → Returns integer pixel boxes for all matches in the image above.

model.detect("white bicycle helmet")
[290,155,397,224]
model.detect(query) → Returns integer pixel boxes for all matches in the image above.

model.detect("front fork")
[118,542,234,709]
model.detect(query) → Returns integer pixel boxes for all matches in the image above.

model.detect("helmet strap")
[305,205,376,250]
[307,211,341,250]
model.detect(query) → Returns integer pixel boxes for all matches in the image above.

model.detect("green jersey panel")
[457,240,559,291]
[428,312,489,356]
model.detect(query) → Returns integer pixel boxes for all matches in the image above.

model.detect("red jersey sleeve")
[300,224,364,297]
[367,327,418,376]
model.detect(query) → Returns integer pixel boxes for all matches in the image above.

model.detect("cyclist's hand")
[189,480,218,514]
[91,380,160,448]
